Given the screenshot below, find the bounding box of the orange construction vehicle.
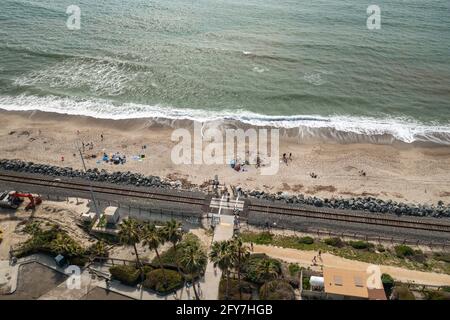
[0,191,42,210]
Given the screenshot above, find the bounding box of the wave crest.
[0,94,449,145]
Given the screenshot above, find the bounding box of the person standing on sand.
[101,133,104,141]
[282,153,288,165]
[289,153,292,161]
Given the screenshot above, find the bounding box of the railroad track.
[0,172,205,207]
[1,171,450,234]
[248,203,450,233]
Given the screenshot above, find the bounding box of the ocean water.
[0,0,449,144]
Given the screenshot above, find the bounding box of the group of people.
[312,250,322,266]
[103,152,126,165]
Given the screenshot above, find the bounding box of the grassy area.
[241,231,450,274]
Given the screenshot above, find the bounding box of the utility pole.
[76,141,100,218]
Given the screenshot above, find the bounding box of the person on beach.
[61,156,64,162]
[282,153,288,165]
[289,153,292,161]
[256,154,261,168]
[101,133,104,141]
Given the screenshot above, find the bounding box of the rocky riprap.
[0,159,174,189]
[238,188,450,219]
[1,159,449,219]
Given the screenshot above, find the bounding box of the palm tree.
[142,223,168,287]
[230,237,250,300]
[179,243,207,300]
[118,218,142,267]
[255,259,280,283]
[209,240,235,300]
[161,219,183,272]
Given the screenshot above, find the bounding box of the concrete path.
[200,214,234,300]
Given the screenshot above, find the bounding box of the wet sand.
[1,110,450,204]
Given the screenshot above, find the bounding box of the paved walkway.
[200,214,234,300]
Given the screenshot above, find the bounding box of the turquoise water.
[0,0,449,143]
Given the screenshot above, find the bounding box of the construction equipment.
[0,191,42,210]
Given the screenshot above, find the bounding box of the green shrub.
[110,265,141,286]
[324,237,344,248]
[298,236,314,245]
[376,245,385,252]
[394,245,415,258]
[87,240,109,258]
[153,233,202,266]
[302,275,311,290]
[219,278,253,300]
[381,273,394,297]
[69,256,89,267]
[433,252,450,263]
[393,285,415,300]
[348,241,372,250]
[442,286,450,293]
[259,280,295,300]
[254,232,273,245]
[143,269,183,294]
[16,224,85,259]
[424,290,450,300]
[288,263,301,276]
[242,254,281,284]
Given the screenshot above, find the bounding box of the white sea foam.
[14,58,139,96]
[0,94,449,145]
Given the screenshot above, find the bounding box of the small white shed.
[310,276,324,289]
[104,206,119,224]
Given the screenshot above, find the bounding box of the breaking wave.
[0,94,449,145]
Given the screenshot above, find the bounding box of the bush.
[376,245,385,252]
[288,263,301,276]
[324,237,344,248]
[433,252,450,263]
[110,265,141,286]
[143,269,183,294]
[298,236,314,245]
[69,256,89,267]
[15,224,85,259]
[242,254,281,284]
[254,232,273,245]
[424,290,450,300]
[394,245,415,258]
[259,280,295,300]
[302,275,311,290]
[392,285,415,300]
[87,240,109,258]
[381,273,395,298]
[154,233,203,268]
[219,278,253,300]
[348,241,372,250]
[442,286,450,293]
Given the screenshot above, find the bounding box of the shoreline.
[1,104,449,147]
[1,109,450,205]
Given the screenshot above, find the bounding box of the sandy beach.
[1,110,450,205]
